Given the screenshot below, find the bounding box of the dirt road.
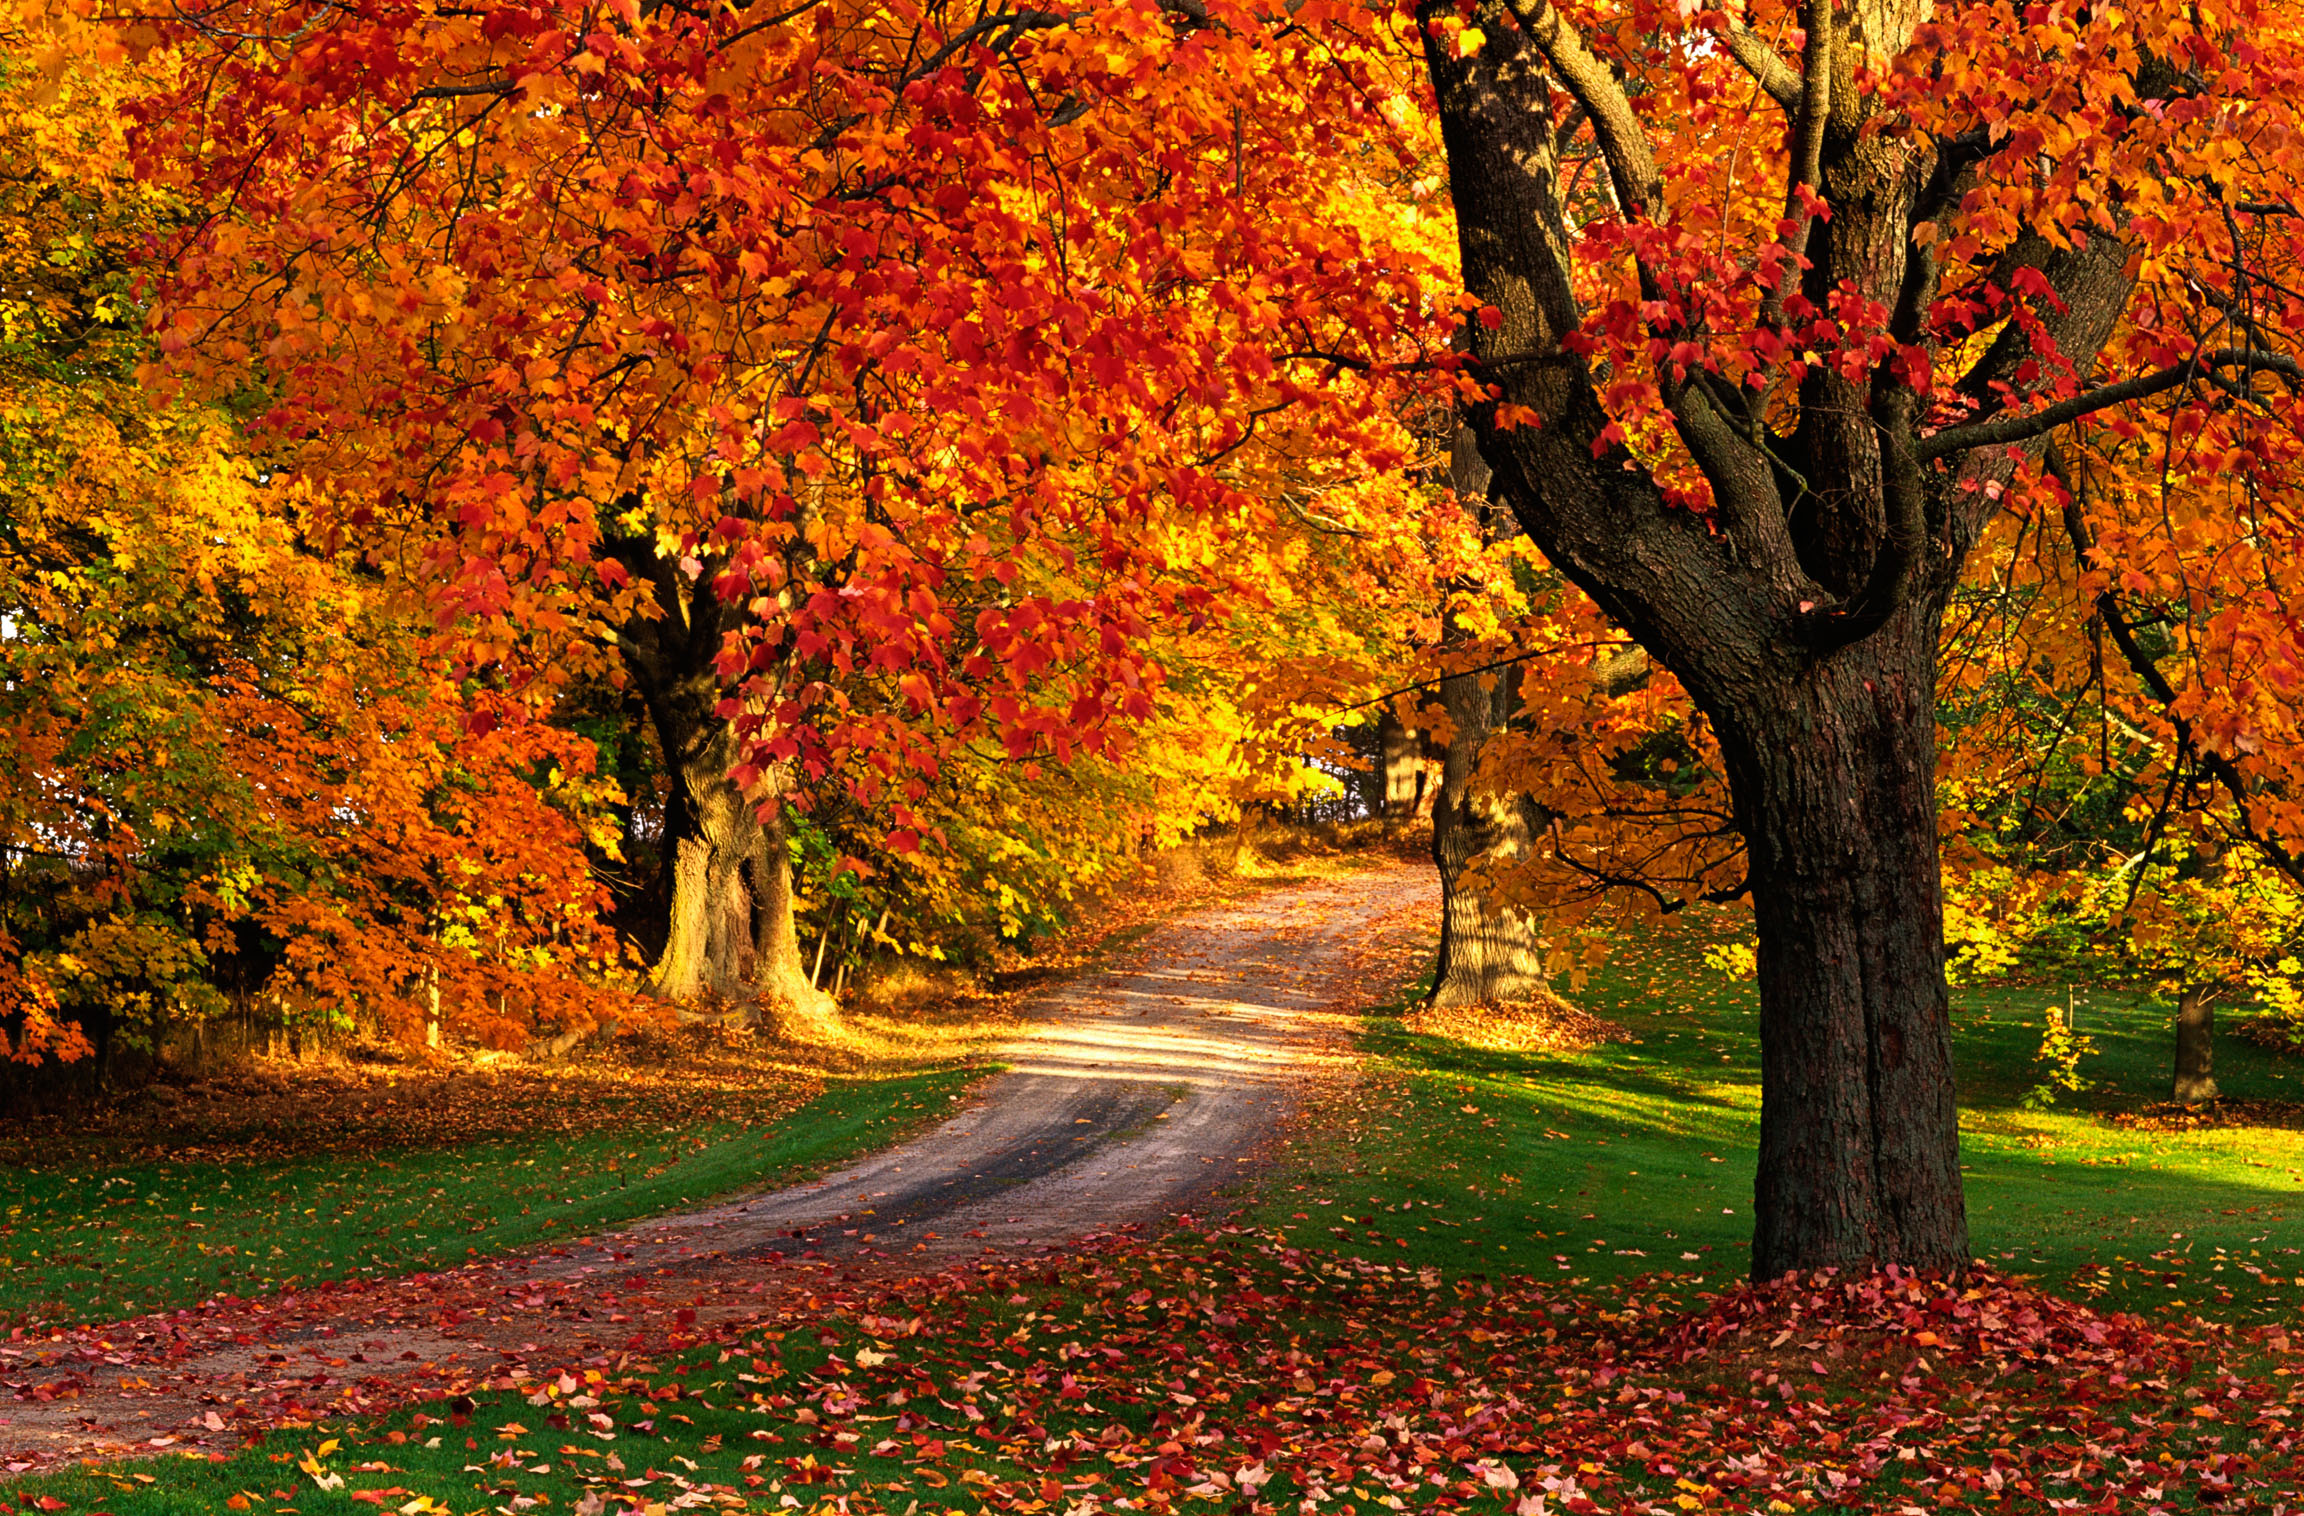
[0,863,1435,1471]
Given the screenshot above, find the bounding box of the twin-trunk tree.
[1420,0,2297,1274]
[603,539,833,1034]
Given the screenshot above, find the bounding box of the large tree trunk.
[1378,708,1437,821]
[651,719,760,1002]
[611,540,836,1033]
[1429,426,1552,1007]
[748,803,842,1041]
[1429,667,1552,1006]
[1408,0,2150,1275]
[2172,986,2218,1105]
[1710,608,1969,1276]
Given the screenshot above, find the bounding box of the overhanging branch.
[1919,347,2304,461]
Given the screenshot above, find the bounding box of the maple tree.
[1413,444,1706,1010]
[123,0,1465,1029]
[1413,434,1558,1008]
[29,0,2304,1288]
[0,11,635,1077]
[17,0,1487,1059]
[1423,0,2304,1272]
[1425,457,1551,1007]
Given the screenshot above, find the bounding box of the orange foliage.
[0,9,640,1063]
[126,0,1463,843]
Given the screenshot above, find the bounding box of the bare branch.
[719,0,843,50]
[1327,639,1637,716]
[805,10,1075,154]
[408,78,518,101]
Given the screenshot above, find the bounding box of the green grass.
[1251,911,2304,1324]
[0,1068,979,1329]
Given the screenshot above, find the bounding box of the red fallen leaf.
[33,1500,68,1512]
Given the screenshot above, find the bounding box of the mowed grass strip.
[0,1068,978,1329]
[1255,910,2304,1324]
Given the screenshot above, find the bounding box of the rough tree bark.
[608,540,837,1034]
[1428,671,1554,1006]
[1428,428,1553,1008]
[1419,0,2167,1274]
[2172,986,2218,1105]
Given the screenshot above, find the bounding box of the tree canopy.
[7,0,2304,1276]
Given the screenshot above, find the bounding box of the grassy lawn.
[0,829,1386,1337]
[0,1068,977,1330]
[1255,909,2304,1323]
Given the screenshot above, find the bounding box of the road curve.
[0,861,1435,1469]
[558,859,1436,1268]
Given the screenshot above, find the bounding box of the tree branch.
[1502,0,1660,216]
[1722,24,1801,111]
[1756,0,1832,331]
[1919,347,2304,461]
[408,78,518,101]
[1328,639,1637,716]
[1806,386,1927,651]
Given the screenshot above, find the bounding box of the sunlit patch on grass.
[1262,904,2304,1321]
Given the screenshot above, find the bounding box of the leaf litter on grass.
[0,1036,828,1170]
[10,1227,2300,1516]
